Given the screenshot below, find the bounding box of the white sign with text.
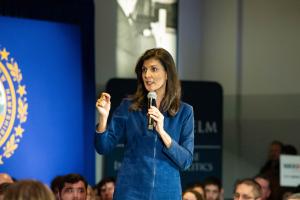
[280,155,300,187]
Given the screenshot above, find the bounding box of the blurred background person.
[87,185,97,200]
[204,176,223,200]
[254,174,271,200]
[0,173,13,185]
[192,182,205,199]
[3,179,55,200]
[96,177,115,200]
[259,140,283,200]
[287,193,300,200]
[183,189,203,200]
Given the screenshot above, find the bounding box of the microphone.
[147,91,157,130]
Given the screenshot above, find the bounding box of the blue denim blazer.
[95,99,194,200]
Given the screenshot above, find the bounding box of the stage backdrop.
[0,16,95,185]
[102,78,223,189]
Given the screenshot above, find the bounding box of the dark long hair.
[129,48,181,116]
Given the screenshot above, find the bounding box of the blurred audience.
[258,140,299,200]
[260,140,283,175]
[1,140,298,200]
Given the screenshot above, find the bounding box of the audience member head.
[234,178,262,200]
[183,189,204,200]
[2,179,55,200]
[282,185,300,200]
[203,176,223,200]
[192,182,205,198]
[57,173,88,200]
[254,174,271,200]
[0,173,13,184]
[268,140,283,161]
[86,185,97,200]
[96,176,115,200]
[287,193,300,200]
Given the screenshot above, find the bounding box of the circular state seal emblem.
[0,47,28,165]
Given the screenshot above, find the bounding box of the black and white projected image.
[116,0,177,77]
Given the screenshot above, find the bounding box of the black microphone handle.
[147,98,156,130]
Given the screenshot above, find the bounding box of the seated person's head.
[203,176,222,200]
[287,193,300,200]
[0,173,13,185]
[254,174,271,200]
[2,180,55,200]
[96,177,115,200]
[234,178,262,200]
[183,189,203,200]
[58,174,88,200]
[268,140,283,161]
[192,182,204,198]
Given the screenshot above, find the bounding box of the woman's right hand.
[96,92,111,133]
[96,92,111,119]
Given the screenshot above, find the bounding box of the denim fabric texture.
[95,99,194,200]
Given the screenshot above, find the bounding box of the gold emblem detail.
[0,47,28,164]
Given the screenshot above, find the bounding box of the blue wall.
[0,16,95,185]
